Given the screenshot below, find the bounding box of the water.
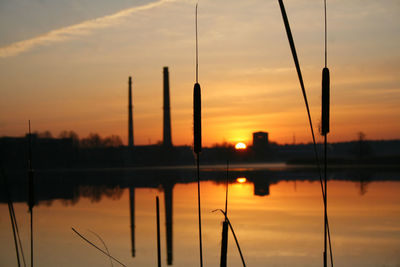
[1,164,400,267]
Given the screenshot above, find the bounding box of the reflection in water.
[359,180,370,196]
[78,185,124,203]
[253,178,270,197]
[129,182,173,264]
[2,165,399,206]
[1,165,400,266]
[59,186,124,206]
[236,177,247,183]
[164,183,173,265]
[129,187,135,257]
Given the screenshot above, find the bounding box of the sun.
[235,142,247,150]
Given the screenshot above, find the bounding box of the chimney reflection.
[236,177,247,183]
[359,180,370,196]
[129,187,135,257]
[163,183,173,265]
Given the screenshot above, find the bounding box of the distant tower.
[253,131,269,148]
[163,67,172,147]
[128,76,134,147]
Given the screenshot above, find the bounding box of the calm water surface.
[1,164,399,267]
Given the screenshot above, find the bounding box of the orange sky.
[0,0,399,146]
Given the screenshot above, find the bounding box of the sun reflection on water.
[236,177,247,183]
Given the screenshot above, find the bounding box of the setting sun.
[235,142,247,150]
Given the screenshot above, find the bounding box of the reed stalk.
[220,221,228,267]
[321,66,333,267]
[322,67,330,267]
[71,227,126,267]
[277,1,334,265]
[28,120,34,267]
[220,161,229,267]
[214,209,246,267]
[321,0,333,265]
[193,3,203,267]
[1,166,23,267]
[88,230,114,267]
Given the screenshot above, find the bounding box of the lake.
[1,163,399,267]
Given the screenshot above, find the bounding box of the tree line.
[33,130,123,148]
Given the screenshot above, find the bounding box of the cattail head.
[27,119,35,211]
[28,169,34,211]
[220,220,229,266]
[321,67,330,135]
[193,82,202,153]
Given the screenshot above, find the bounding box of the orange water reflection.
[1,180,399,266]
[236,177,247,183]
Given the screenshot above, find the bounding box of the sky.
[0,0,399,146]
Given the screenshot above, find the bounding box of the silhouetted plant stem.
[30,211,33,267]
[220,221,228,267]
[277,1,334,265]
[214,209,246,267]
[194,4,203,267]
[11,212,21,267]
[278,0,325,195]
[10,184,26,267]
[225,160,229,218]
[28,120,34,267]
[88,230,114,267]
[277,0,326,200]
[324,135,327,267]
[220,160,229,267]
[321,0,333,264]
[328,218,333,267]
[195,3,199,84]
[322,77,334,266]
[71,227,126,267]
[1,168,21,267]
[14,209,26,267]
[196,154,203,267]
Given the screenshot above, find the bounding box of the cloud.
[0,0,176,58]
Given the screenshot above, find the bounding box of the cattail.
[321,67,330,135]
[28,169,34,211]
[220,220,228,267]
[28,121,34,211]
[27,120,35,267]
[193,82,202,154]
[278,0,334,266]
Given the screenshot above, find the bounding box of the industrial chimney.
[128,76,134,147]
[163,67,172,147]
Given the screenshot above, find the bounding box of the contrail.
[0,0,175,58]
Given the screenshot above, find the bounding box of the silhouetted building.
[128,76,134,147]
[163,67,172,147]
[253,132,269,148]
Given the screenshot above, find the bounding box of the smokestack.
[128,76,134,147]
[163,67,172,147]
